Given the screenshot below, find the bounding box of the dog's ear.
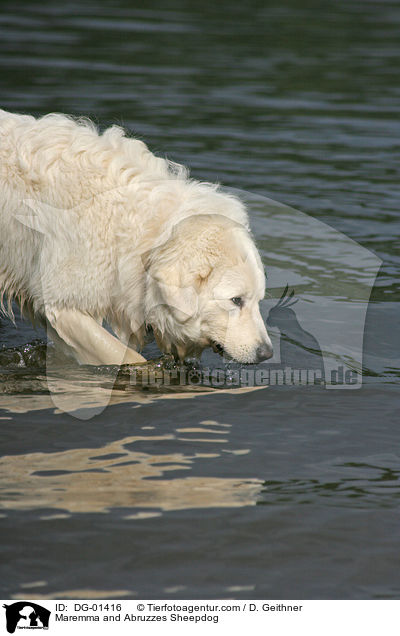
[158,278,199,323]
[147,262,199,323]
[194,265,212,290]
[143,214,227,322]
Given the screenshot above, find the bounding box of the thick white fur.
[0,109,272,365]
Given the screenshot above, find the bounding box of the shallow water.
[0,0,399,599]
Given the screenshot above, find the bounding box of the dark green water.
[0,0,399,599]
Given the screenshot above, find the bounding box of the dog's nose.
[255,343,274,362]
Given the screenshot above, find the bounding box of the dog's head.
[144,213,273,363]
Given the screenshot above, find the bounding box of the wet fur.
[0,110,272,364]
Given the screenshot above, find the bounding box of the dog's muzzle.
[254,343,274,362]
[211,340,273,363]
[211,341,225,355]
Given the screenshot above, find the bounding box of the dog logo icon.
[266,284,325,373]
[3,602,50,633]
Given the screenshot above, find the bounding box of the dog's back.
[0,110,273,365]
[0,110,176,317]
[0,109,172,208]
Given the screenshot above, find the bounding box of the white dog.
[0,110,273,365]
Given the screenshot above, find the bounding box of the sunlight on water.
[0,427,261,514]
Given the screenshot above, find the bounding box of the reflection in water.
[0,427,261,514]
[0,371,265,416]
[0,342,266,418]
[259,463,400,509]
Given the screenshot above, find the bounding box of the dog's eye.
[231,297,243,308]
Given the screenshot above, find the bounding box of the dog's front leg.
[45,307,146,365]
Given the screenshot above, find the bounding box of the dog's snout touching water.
[0,109,273,366]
